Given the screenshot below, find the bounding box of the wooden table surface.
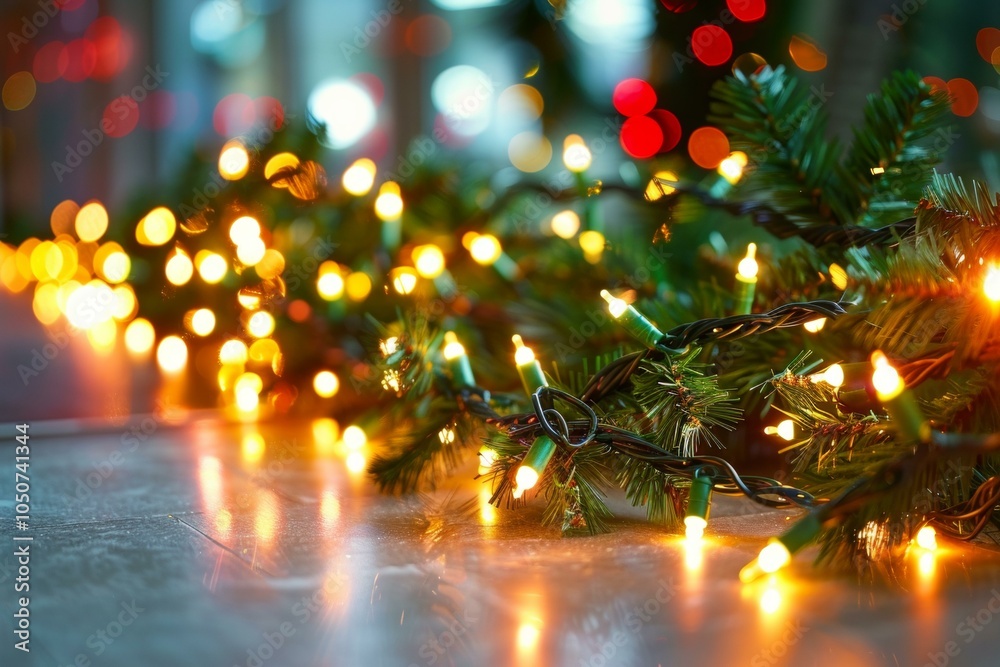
[2,416,1000,667]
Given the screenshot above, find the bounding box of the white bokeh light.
[566,0,655,45]
[430,0,509,9]
[307,79,377,149]
[431,65,494,137]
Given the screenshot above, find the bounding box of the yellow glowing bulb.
[101,251,131,284]
[124,318,155,354]
[830,263,848,291]
[516,623,541,650]
[190,308,216,337]
[391,268,418,295]
[235,372,263,395]
[235,386,259,412]
[219,339,248,365]
[738,243,759,280]
[871,351,904,399]
[717,151,747,183]
[242,434,266,462]
[915,525,937,551]
[156,336,188,373]
[380,337,400,357]
[165,249,194,286]
[342,158,377,196]
[600,289,628,318]
[759,541,791,573]
[442,331,466,361]
[236,237,266,266]
[578,230,605,257]
[345,272,372,301]
[317,272,345,300]
[562,134,592,172]
[759,586,782,614]
[764,419,796,441]
[75,201,109,242]
[247,311,275,338]
[803,317,826,333]
[313,370,340,398]
[684,515,707,542]
[342,425,366,450]
[345,451,366,474]
[413,245,446,278]
[375,181,403,220]
[512,334,535,365]
[479,446,497,469]
[984,265,1000,302]
[550,210,580,239]
[815,363,844,388]
[137,207,177,246]
[469,234,502,265]
[219,141,250,180]
[229,216,261,246]
[196,252,227,284]
[646,170,679,201]
[515,465,539,492]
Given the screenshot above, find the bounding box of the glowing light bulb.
[219,339,248,365]
[156,336,188,373]
[317,271,345,300]
[578,230,605,257]
[342,158,376,196]
[229,216,261,246]
[101,251,131,284]
[189,308,216,337]
[313,370,340,398]
[380,337,399,357]
[803,317,826,333]
[391,268,418,295]
[684,516,707,542]
[195,251,227,284]
[413,245,445,278]
[512,334,535,365]
[760,542,791,573]
[442,331,466,361]
[345,451,366,474]
[342,425,366,450]
[550,210,580,239]
[375,182,403,220]
[717,151,748,183]
[438,427,456,444]
[685,475,712,542]
[871,351,903,400]
[562,134,592,172]
[124,318,155,355]
[515,465,539,492]
[236,237,266,266]
[600,289,629,318]
[479,446,497,469]
[645,170,678,201]
[738,243,759,281]
[915,525,937,551]
[814,363,844,388]
[219,140,249,180]
[469,234,502,265]
[984,265,1000,302]
[235,385,259,412]
[136,207,176,246]
[764,419,796,441]
[247,311,275,338]
[165,249,194,286]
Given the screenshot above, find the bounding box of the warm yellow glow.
[478,446,497,470]
[382,369,402,392]
[220,339,249,365]
[229,216,261,246]
[345,272,372,301]
[165,248,194,286]
[718,151,748,183]
[814,363,844,388]
[646,170,679,201]
[915,525,938,551]
[236,237,266,266]
[803,317,826,333]
[740,541,791,583]
[829,263,848,290]
[248,338,279,363]
[343,425,366,450]
[516,622,541,650]
[32,283,61,325]
[256,249,286,280]
[110,284,137,322]
[391,268,418,295]
[375,181,403,220]
[918,550,936,578]
[600,289,629,318]
[380,337,400,357]
[439,427,456,445]
[313,370,340,398]
[75,202,109,242]
[550,210,580,239]
[219,140,250,180]
[442,331,466,361]
[684,515,707,542]
[469,234,502,265]
[100,251,131,284]
[137,207,177,246]
[29,241,61,281]
[345,451,366,474]
[235,385,259,412]
[247,310,275,338]
[759,584,782,615]
[413,244,446,278]
[871,351,904,400]
[189,308,216,337]
[764,419,796,441]
[737,243,759,280]
[124,318,155,354]
[156,336,188,374]
[87,319,117,352]
[263,152,300,186]
[65,281,115,329]
[342,158,377,196]
[317,271,345,301]
[312,418,339,454]
[515,465,539,492]
[578,230,605,256]
[196,251,227,284]
[512,334,535,365]
[479,487,497,526]
[984,265,1000,302]
[235,372,263,395]
[241,433,266,463]
[562,134,592,172]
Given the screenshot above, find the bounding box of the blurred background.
[1,0,999,422]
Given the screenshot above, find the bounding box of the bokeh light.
[508,132,553,172]
[219,140,250,180]
[691,25,733,66]
[431,65,494,136]
[551,211,581,239]
[946,78,978,117]
[75,202,109,242]
[313,370,340,398]
[620,115,663,159]
[157,336,188,374]
[613,79,656,117]
[727,0,765,22]
[649,109,682,152]
[3,72,37,111]
[196,251,228,284]
[307,79,377,148]
[789,35,827,71]
[343,158,377,196]
[688,127,730,169]
[165,248,195,286]
[125,318,155,355]
[137,207,177,246]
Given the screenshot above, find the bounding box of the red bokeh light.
[691,25,733,66]
[59,0,87,10]
[213,93,256,136]
[86,16,133,81]
[727,0,766,22]
[648,109,683,152]
[947,78,978,117]
[688,126,730,169]
[33,41,68,83]
[255,96,284,129]
[620,116,664,159]
[102,95,140,138]
[62,39,97,82]
[659,0,698,12]
[922,76,947,95]
[404,14,452,57]
[613,78,657,117]
[976,28,1000,63]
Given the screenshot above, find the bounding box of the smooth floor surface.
[2,417,1000,667]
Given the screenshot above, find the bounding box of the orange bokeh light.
[688,127,730,169]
